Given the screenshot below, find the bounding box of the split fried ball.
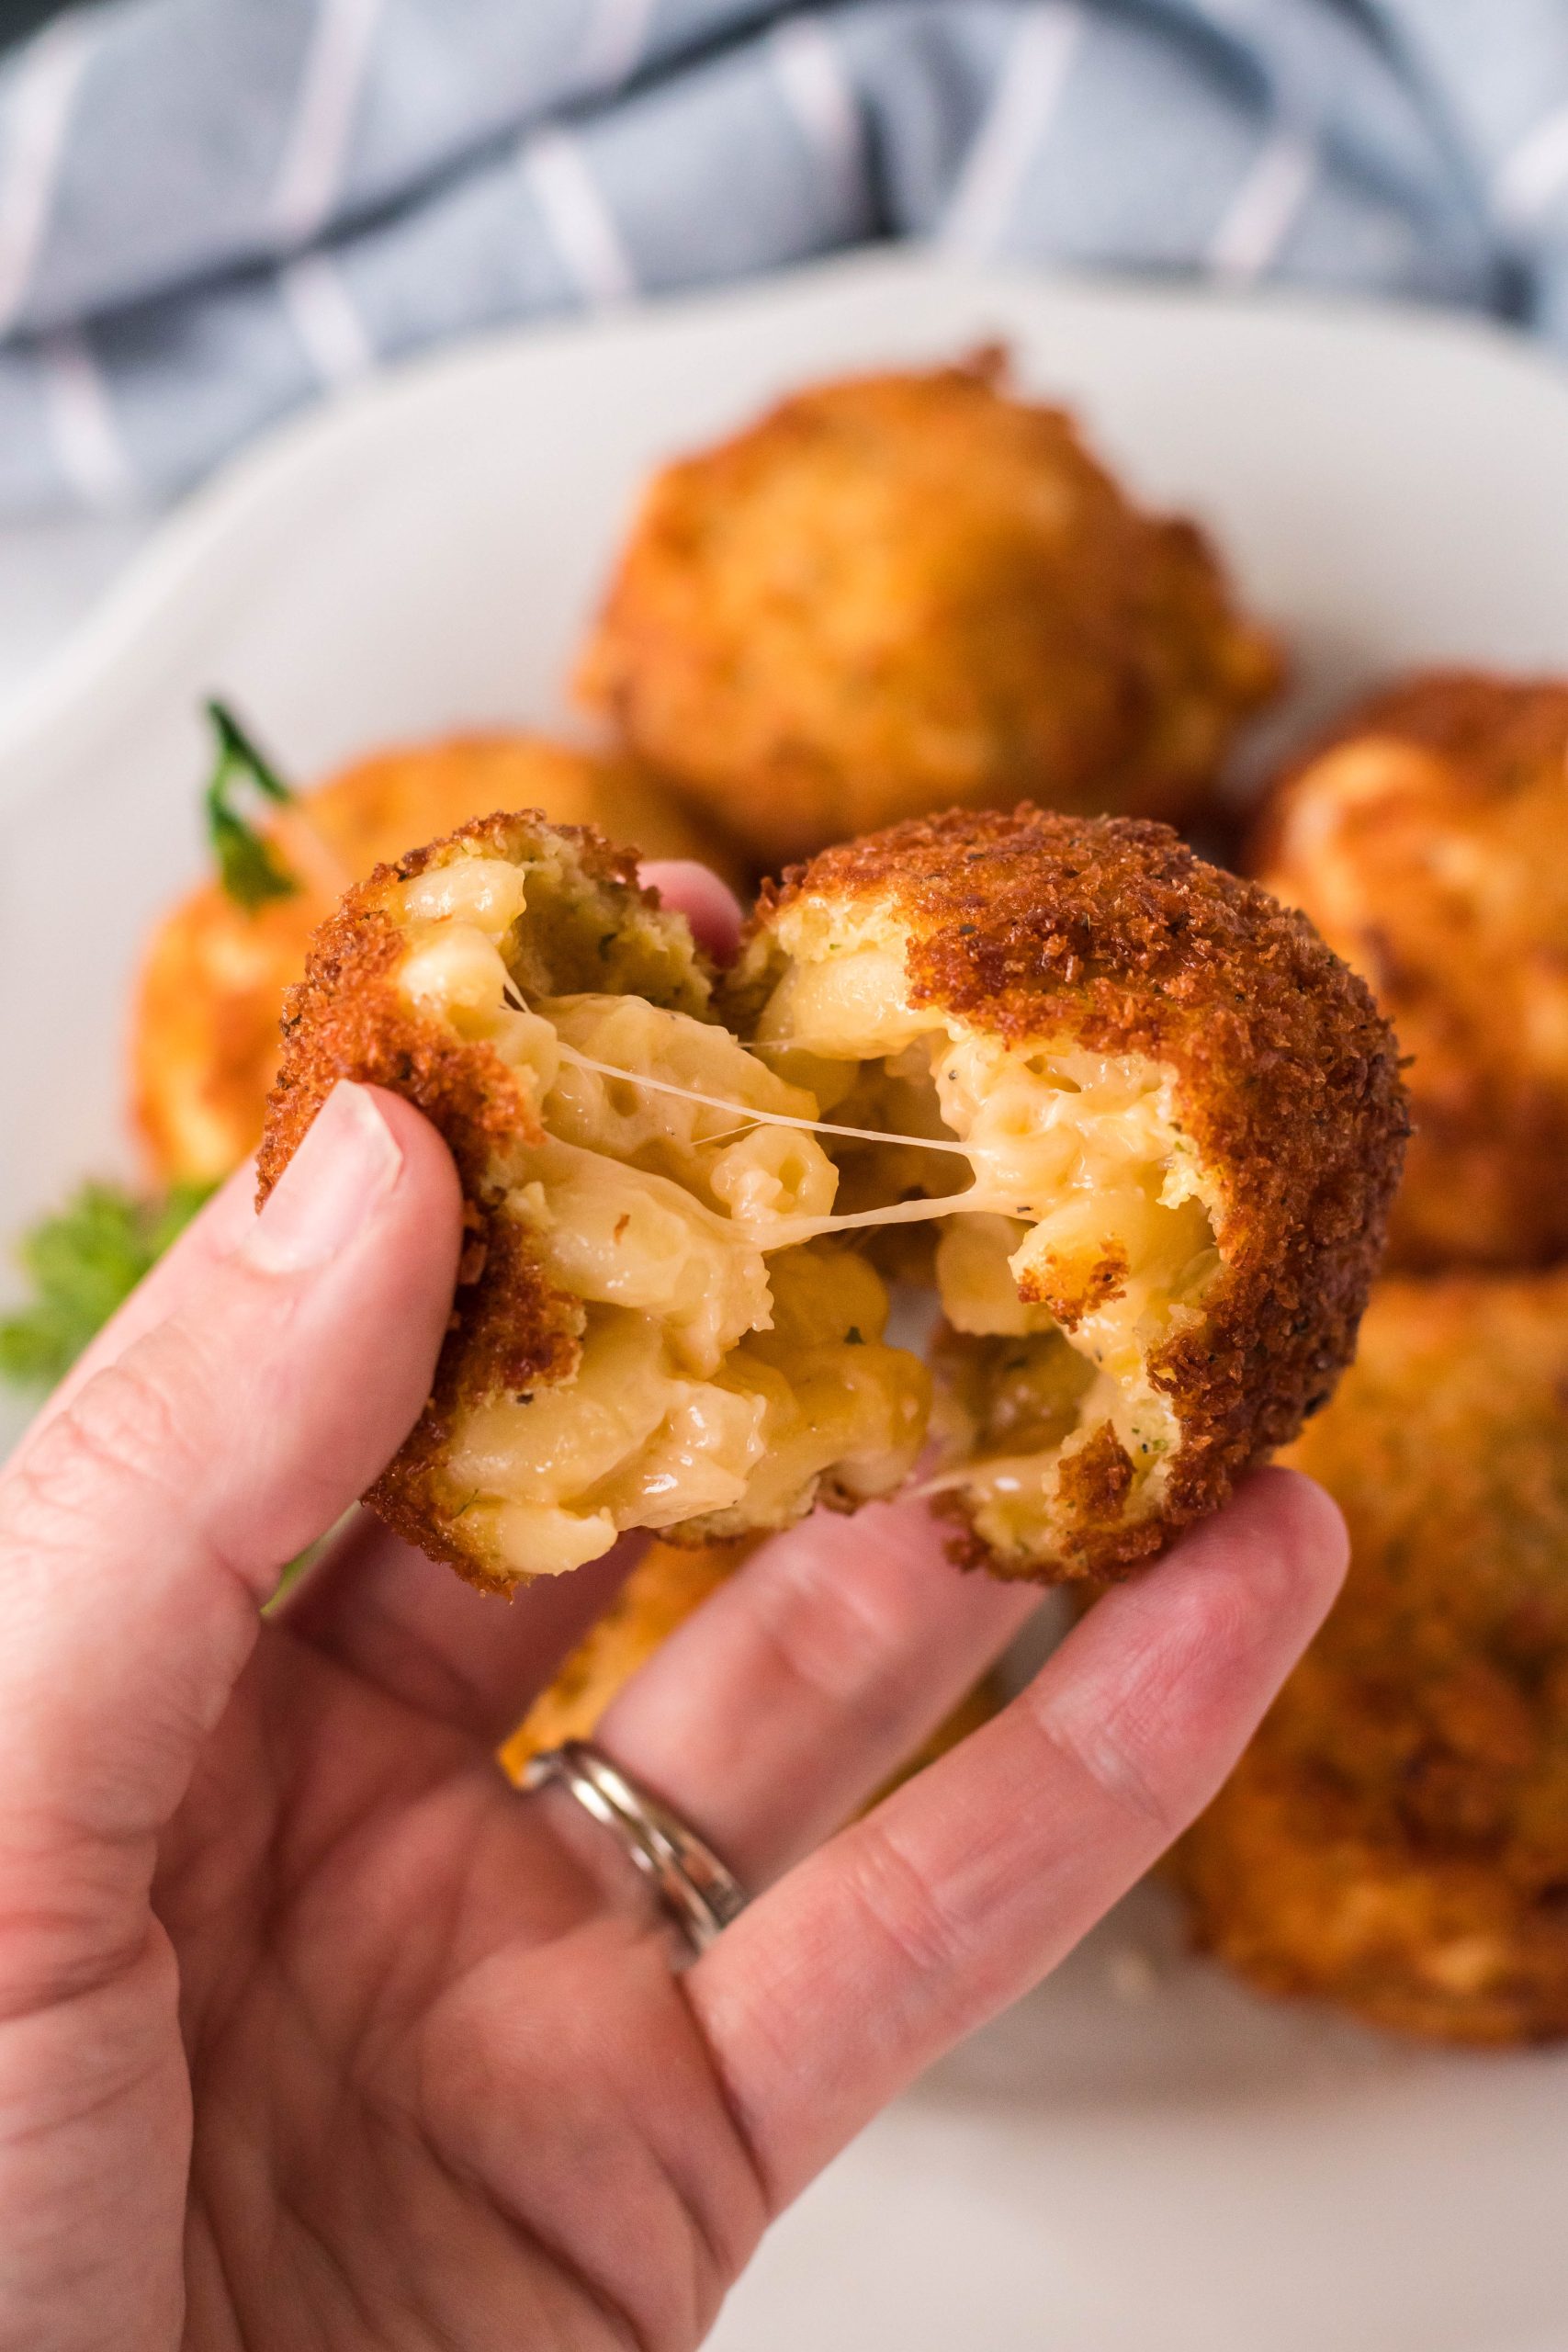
[1171,1270,1568,2045]
[133,733,735,1185]
[258,803,1403,1593]
[576,357,1282,864]
[496,1532,998,1784]
[731,808,1404,1581]
[1253,671,1568,1270]
[259,810,933,1589]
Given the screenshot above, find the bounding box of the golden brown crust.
[743,806,1408,1579]
[1052,1419,1139,1541]
[1019,1242,1131,1332]
[1172,1268,1568,2044]
[578,359,1281,863]
[134,733,737,1186]
[1250,669,1568,1271]
[257,808,713,1593]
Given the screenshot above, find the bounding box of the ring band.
[523,1739,750,1953]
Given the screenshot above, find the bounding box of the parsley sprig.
[0,1179,215,1390]
[204,699,301,911]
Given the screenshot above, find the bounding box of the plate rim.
[3,242,1566,803]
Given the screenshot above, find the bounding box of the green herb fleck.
[845,1326,864,1345]
[204,698,300,911]
[0,1178,216,1391]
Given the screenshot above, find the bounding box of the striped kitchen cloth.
[0,0,1563,516]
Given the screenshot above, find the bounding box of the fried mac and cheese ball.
[259,812,932,1589]
[1172,1271,1568,2044]
[1254,671,1568,1270]
[576,358,1282,864]
[133,733,733,1184]
[731,808,1404,1581]
[258,804,1402,1594]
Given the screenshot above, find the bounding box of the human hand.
[0,863,1347,2351]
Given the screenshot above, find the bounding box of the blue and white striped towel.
[0,0,1564,517]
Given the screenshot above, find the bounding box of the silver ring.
[523,1739,750,1954]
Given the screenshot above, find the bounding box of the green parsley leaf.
[204,698,300,912]
[0,1178,216,1391]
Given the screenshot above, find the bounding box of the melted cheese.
[395,874,931,1572]
[757,942,932,1058]
[392,848,1226,1578]
[756,922,1225,1565]
[510,1141,770,1378]
[446,1308,769,1576]
[935,1215,1057,1338]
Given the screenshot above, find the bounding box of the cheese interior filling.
[391,854,1224,1577]
[751,908,1224,1564]
[394,855,929,1576]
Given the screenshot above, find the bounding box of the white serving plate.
[4,249,1568,2352]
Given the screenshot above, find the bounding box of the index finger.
[684,1469,1348,2211]
[638,858,743,964]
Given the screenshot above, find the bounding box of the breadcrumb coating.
[1253,670,1568,1270]
[578,356,1281,863]
[1172,1269,1568,2045]
[134,733,735,1184]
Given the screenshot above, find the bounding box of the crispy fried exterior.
[134,733,736,1184]
[577,357,1281,864]
[256,809,714,1594]
[1252,671,1568,1270]
[739,806,1408,1580]
[497,1533,998,1791]
[1172,1270,1568,2044]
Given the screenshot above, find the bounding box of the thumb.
[0,1082,461,1866]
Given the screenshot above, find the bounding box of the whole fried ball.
[258,804,1401,1593]
[1253,671,1568,1270]
[133,734,737,1184]
[576,357,1281,864]
[1171,1270,1568,2045]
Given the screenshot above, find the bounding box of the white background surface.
[0,515,149,721]
[3,252,1568,2350]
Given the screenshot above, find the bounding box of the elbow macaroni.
[395,853,1222,1579]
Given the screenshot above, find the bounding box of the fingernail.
[240,1084,402,1273]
